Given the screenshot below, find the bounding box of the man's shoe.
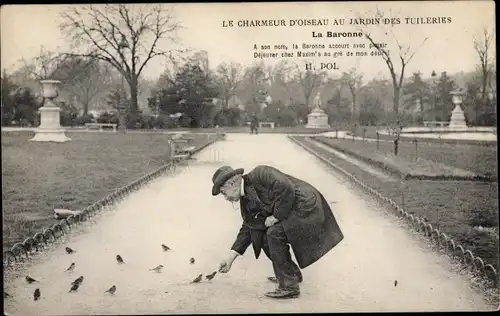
[267,276,303,283]
[264,288,300,299]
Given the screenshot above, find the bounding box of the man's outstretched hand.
[218,260,233,273]
[218,251,238,273]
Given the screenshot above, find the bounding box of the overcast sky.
[1,1,495,83]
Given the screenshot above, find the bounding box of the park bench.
[170,134,197,162]
[85,123,118,132]
[259,122,276,128]
[423,121,449,128]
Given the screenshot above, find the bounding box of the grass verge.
[293,136,499,273]
[313,136,497,181]
[345,126,497,146]
[2,131,214,249]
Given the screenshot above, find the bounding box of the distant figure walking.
[250,115,259,135]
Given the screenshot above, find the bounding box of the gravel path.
[3,134,495,314]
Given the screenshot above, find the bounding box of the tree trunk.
[305,91,311,108]
[394,139,399,156]
[83,102,89,116]
[129,77,139,113]
[481,70,488,102]
[351,93,356,121]
[393,86,401,115]
[352,95,356,115]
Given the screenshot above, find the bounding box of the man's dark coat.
[231,165,344,269]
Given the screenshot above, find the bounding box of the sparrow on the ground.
[116,255,125,264]
[161,244,171,251]
[65,247,76,254]
[150,265,164,273]
[105,285,116,294]
[190,274,203,283]
[189,257,195,264]
[66,263,76,272]
[394,280,398,287]
[205,271,217,280]
[72,276,84,286]
[69,282,80,292]
[25,276,39,284]
[33,289,41,301]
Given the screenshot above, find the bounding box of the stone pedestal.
[449,104,467,129]
[449,89,467,130]
[29,80,71,143]
[306,108,330,129]
[306,92,330,129]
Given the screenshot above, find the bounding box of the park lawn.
[293,136,499,272]
[1,131,213,249]
[313,136,497,181]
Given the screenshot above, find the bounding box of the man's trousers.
[261,223,302,291]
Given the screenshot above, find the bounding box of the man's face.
[220,175,242,202]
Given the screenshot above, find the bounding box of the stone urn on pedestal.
[29,80,71,142]
[306,92,330,129]
[448,89,467,130]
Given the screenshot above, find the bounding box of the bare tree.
[341,68,364,120]
[265,60,296,106]
[52,57,113,115]
[292,62,326,108]
[214,62,243,109]
[19,46,66,107]
[356,8,428,115]
[386,119,406,156]
[238,62,269,116]
[189,50,210,75]
[473,27,495,102]
[21,46,63,81]
[151,68,176,97]
[59,4,186,113]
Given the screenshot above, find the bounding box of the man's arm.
[252,165,295,221]
[230,223,252,256]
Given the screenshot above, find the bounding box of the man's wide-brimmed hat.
[212,165,244,196]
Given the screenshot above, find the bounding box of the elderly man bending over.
[212,164,344,299]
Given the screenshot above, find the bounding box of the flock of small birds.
[5,244,219,302]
